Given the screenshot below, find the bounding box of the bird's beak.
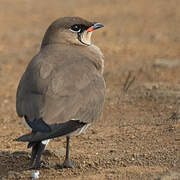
[86,22,104,32]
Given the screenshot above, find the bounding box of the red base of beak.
[86,26,94,32]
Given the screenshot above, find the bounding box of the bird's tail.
[14,120,86,142]
[14,133,34,142]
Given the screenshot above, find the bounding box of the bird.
[15,16,105,169]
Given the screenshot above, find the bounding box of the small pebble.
[31,171,40,179]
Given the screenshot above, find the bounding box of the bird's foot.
[56,159,78,169]
[29,160,51,170]
[40,160,51,169]
[28,164,40,170]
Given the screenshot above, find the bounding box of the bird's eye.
[70,24,81,32]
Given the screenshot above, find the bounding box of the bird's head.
[41,17,104,48]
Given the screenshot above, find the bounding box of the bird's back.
[16,44,105,130]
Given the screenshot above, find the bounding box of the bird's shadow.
[0,150,30,177]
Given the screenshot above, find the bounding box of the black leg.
[65,136,70,161]
[33,142,46,169]
[63,136,73,168]
[29,143,39,167]
[56,136,74,168]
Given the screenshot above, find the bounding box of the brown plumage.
[15,16,105,169]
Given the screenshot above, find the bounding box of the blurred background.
[0,0,179,179]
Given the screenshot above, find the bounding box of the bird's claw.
[56,159,78,169]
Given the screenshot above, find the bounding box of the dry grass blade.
[123,71,136,93]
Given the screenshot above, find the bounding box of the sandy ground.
[0,0,180,179]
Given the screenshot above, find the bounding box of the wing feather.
[16,49,105,135]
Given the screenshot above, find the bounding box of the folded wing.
[16,51,105,142]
